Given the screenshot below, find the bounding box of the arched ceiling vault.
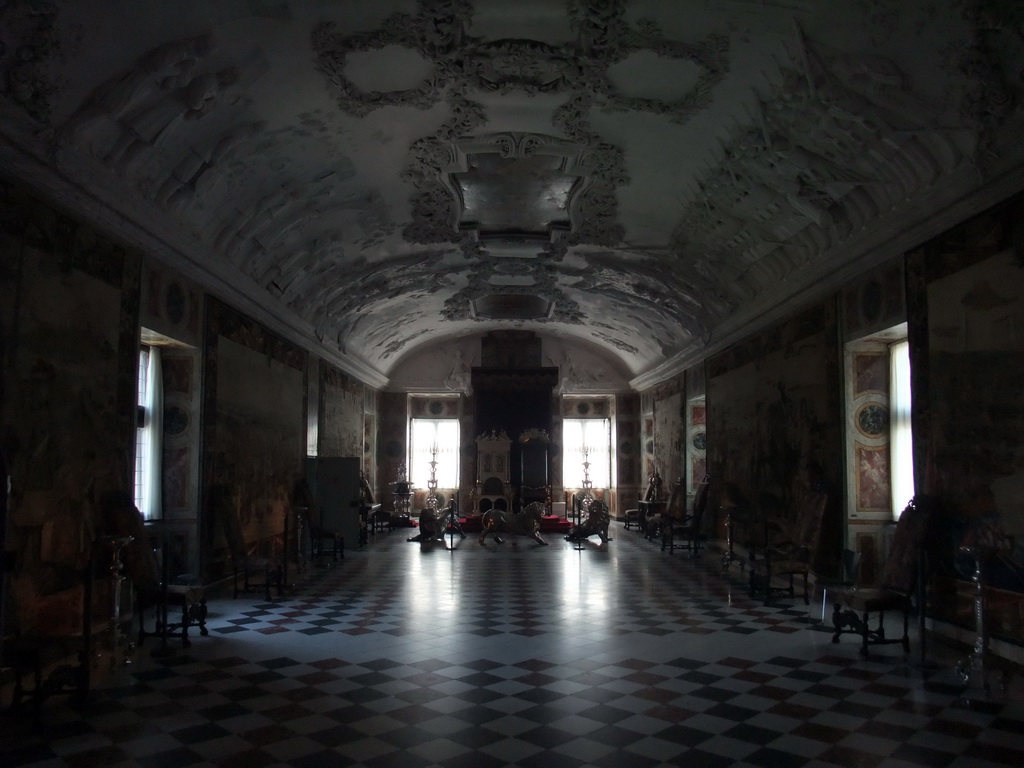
[2,0,1023,389]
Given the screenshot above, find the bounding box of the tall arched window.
[135,344,163,519]
[562,418,610,489]
[889,339,915,518]
[409,418,460,490]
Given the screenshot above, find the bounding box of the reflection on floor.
[3,524,1023,768]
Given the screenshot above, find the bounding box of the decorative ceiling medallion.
[444,275,583,325]
[414,132,595,324]
[312,0,728,125]
[341,45,434,94]
[313,0,727,253]
[450,132,592,240]
[458,150,574,234]
[404,131,621,249]
[492,259,537,276]
[311,0,729,333]
[471,294,553,321]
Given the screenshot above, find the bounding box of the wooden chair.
[2,535,136,713]
[662,477,709,556]
[831,496,933,658]
[622,502,641,530]
[211,485,283,602]
[104,492,207,648]
[815,548,861,624]
[644,485,674,542]
[369,506,391,533]
[646,477,682,541]
[748,488,828,606]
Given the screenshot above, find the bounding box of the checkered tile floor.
[3,526,1023,767]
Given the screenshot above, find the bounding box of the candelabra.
[579,447,594,525]
[427,444,439,512]
[392,462,412,523]
[94,535,135,671]
[955,546,1011,698]
[720,505,744,571]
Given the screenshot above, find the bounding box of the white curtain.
[562,419,610,489]
[139,346,163,519]
[889,340,914,519]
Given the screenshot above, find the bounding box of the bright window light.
[890,339,915,518]
[562,418,610,489]
[135,345,163,519]
[409,418,460,489]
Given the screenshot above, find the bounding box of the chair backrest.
[666,477,686,519]
[881,495,933,594]
[482,477,505,494]
[795,490,828,551]
[210,484,247,561]
[360,473,374,504]
[692,480,710,527]
[645,472,663,501]
[841,548,862,584]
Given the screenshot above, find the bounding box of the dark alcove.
[472,368,557,493]
[472,331,558,507]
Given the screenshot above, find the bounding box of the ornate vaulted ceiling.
[2,1,1023,388]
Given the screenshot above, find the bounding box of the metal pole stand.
[953,546,1012,700]
[446,498,466,549]
[720,505,745,571]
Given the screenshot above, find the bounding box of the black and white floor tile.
[3,526,1022,767]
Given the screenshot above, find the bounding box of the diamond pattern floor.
[3,526,1022,767]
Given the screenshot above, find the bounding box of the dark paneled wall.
[377,391,408,506]
[201,298,307,580]
[908,194,1024,639]
[705,301,844,577]
[1,183,140,632]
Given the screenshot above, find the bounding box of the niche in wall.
[472,366,558,500]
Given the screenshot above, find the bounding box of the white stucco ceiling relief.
[1,1,1022,389]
